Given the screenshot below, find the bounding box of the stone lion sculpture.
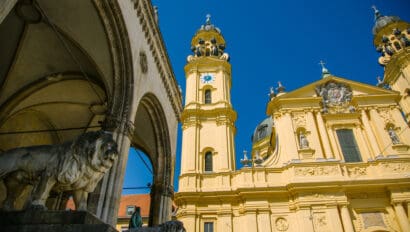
[0,130,118,211]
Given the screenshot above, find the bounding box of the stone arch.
[0,0,135,224]
[131,93,173,226]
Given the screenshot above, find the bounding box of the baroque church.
[175,7,410,232]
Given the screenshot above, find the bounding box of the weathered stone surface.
[0,210,117,232]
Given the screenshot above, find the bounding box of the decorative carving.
[295,166,339,176]
[313,213,329,232]
[361,212,386,229]
[0,131,118,211]
[139,51,148,73]
[347,166,367,177]
[378,109,393,124]
[316,81,353,113]
[133,0,183,119]
[275,217,289,231]
[382,163,410,173]
[292,112,306,127]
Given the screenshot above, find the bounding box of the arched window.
[204,151,213,172]
[336,129,362,162]
[394,41,402,50]
[204,89,212,104]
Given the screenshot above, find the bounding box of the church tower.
[372,6,410,122]
[179,15,236,185]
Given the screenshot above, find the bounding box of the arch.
[0,0,135,225]
[131,93,173,226]
[204,151,213,172]
[204,89,212,104]
[201,147,215,172]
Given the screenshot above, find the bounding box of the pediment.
[267,75,400,115]
[276,76,397,99]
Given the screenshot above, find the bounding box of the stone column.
[257,210,272,232]
[282,112,299,160]
[327,207,344,232]
[393,202,410,232]
[392,107,410,144]
[217,213,233,232]
[315,111,333,158]
[297,208,314,232]
[361,109,381,156]
[244,211,258,232]
[339,205,355,232]
[97,131,131,225]
[369,108,390,155]
[307,111,324,159]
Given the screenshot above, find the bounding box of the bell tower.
[372,6,410,122]
[179,15,236,186]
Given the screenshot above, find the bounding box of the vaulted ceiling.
[0,0,114,150]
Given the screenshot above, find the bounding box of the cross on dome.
[206,14,211,25]
[319,60,331,78]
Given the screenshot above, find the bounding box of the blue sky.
[123,0,410,194]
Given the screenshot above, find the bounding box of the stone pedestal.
[0,210,117,232]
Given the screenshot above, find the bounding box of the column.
[394,202,410,232]
[257,210,272,232]
[360,109,381,156]
[306,111,324,159]
[98,131,132,225]
[339,205,355,232]
[245,211,258,232]
[392,107,410,144]
[315,111,333,158]
[276,112,298,161]
[328,207,344,232]
[296,208,314,232]
[369,108,391,155]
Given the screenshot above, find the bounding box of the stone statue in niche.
[299,131,309,149]
[0,130,118,211]
[388,127,401,144]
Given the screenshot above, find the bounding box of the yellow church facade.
[175,10,410,232]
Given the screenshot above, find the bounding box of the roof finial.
[206,14,211,25]
[319,60,331,78]
[371,5,381,20]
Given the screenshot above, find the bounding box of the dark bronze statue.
[0,130,118,211]
[129,206,143,229]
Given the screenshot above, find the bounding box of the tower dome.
[187,14,229,62]
[251,117,274,144]
[372,6,401,35]
[371,6,410,66]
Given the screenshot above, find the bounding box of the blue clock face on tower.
[200,74,214,84]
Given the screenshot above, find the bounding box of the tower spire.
[371,5,381,21]
[206,14,211,25]
[319,60,331,78]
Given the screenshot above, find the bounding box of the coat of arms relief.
[315,81,354,113]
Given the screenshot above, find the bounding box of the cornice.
[181,107,237,131]
[384,48,410,84]
[184,57,231,75]
[133,0,183,120]
[181,107,237,121]
[267,97,322,116]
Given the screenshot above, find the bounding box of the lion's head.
[57,130,118,185]
[89,131,118,171]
